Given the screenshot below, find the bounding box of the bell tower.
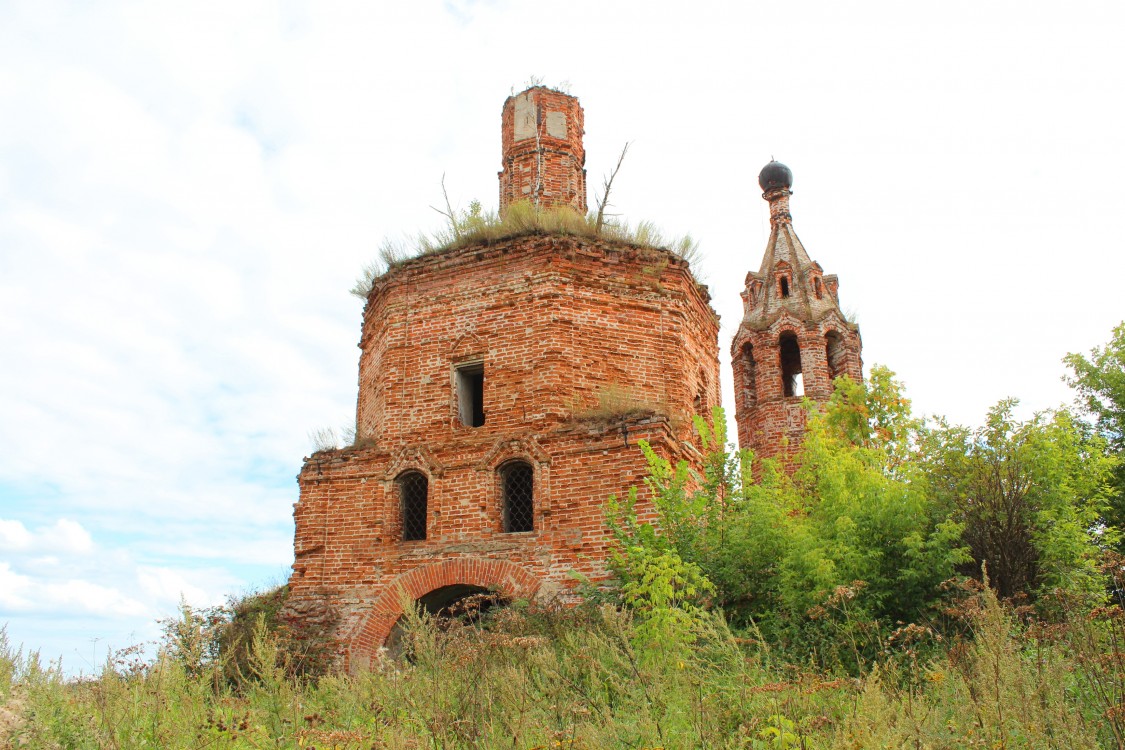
[731,161,863,461]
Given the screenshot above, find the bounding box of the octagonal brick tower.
[731,162,862,462]
[285,87,720,671]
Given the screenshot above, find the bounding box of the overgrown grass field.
[3,580,1124,749]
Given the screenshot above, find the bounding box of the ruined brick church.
[284,86,862,670]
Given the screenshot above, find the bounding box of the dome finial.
[759,160,794,226]
[758,160,793,193]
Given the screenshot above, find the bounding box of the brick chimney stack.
[498,86,587,217]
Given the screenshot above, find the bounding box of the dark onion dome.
[758,160,793,192]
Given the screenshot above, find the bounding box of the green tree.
[786,369,966,628]
[919,401,1115,604]
[1064,320,1125,534]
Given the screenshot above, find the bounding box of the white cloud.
[0,564,33,610]
[0,562,146,618]
[136,565,236,609]
[44,519,94,554]
[0,520,33,550]
[46,580,150,619]
[0,518,92,554]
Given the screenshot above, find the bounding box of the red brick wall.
[732,318,862,462]
[287,234,719,669]
[498,87,587,215]
[355,235,718,445]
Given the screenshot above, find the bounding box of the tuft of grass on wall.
[350,200,702,299]
[570,383,668,423]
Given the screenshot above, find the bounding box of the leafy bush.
[608,369,970,672]
[159,585,336,690]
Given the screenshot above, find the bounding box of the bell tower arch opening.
[779,332,804,398]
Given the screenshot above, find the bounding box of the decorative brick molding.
[382,444,446,481]
[475,436,551,471]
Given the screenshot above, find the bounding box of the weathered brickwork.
[731,164,863,462]
[287,88,719,668]
[498,87,586,216]
[355,235,718,445]
[284,94,862,671]
[287,237,718,668]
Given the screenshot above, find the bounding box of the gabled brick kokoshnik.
[283,87,861,671]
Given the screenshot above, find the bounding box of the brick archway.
[347,557,541,672]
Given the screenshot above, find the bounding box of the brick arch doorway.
[347,557,542,672]
[383,583,506,657]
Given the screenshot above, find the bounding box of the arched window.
[399,471,428,541]
[826,331,845,383]
[779,332,803,397]
[500,461,534,533]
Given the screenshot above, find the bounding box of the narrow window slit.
[456,362,485,427]
[826,331,845,383]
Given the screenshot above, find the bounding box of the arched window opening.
[826,331,845,383]
[501,461,534,533]
[779,333,804,397]
[779,276,790,298]
[740,343,758,406]
[399,471,428,541]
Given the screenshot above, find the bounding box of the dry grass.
[351,201,702,299]
[570,383,667,423]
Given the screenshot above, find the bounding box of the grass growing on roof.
[350,200,701,299]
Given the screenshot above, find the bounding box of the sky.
[1,0,1123,671]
